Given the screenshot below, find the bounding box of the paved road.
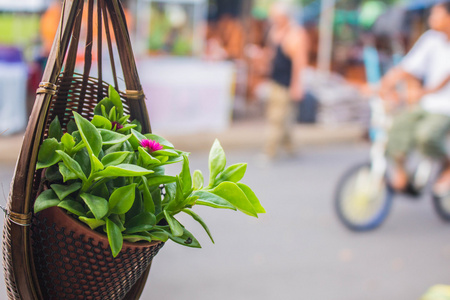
[1,143,450,300]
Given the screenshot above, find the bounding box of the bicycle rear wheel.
[335,162,394,231]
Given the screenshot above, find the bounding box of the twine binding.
[36,82,58,95]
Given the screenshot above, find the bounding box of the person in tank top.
[263,2,309,160]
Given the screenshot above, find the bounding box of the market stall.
[131,0,235,134]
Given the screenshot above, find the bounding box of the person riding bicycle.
[380,0,450,195]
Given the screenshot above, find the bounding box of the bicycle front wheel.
[335,162,393,231]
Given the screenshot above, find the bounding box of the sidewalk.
[0,120,365,164]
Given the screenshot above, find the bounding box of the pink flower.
[111,121,123,131]
[140,139,163,152]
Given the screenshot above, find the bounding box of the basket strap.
[101,0,119,90]
[63,1,84,80]
[105,0,151,133]
[78,0,95,115]
[97,0,103,99]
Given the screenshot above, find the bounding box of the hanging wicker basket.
[2,0,162,299]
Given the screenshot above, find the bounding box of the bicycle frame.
[368,96,434,193]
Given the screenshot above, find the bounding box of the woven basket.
[2,0,161,299]
[32,207,163,300]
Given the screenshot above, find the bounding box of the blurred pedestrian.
[263,2,309,159]
[380,0,450,194]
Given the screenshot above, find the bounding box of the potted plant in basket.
[34,85,265,257]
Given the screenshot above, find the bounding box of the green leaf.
[146,175,177,187]
[164,226,201,248]
[151,149,179,157]
[73,111,102,157]
[91,115,112,130]
[108,85,123,117]
[117,124,137,134]
[138,147,161,167]
[101,152,130,167]
[94,98,114,117]
[79,216,105,230]
[211,182,257,217]
[56,150,87,182]
[237,183,265,214]
[118,115,130,124]
[34,189,60,213]
[122,140,134,152]
[94,164,153,179]
[109,214,126,232]
[130,119,142,133]
[141,176,155,213]
[148,229,169,242]
[74,148,91,178]
[36,138,62,170]
[104,143,126,155]
[193,170,204,190]
[45,164,63,182]
[182,209,214,243]
[126,187,143,219]
[91,154,104,172]
[125,212,156,234]
[144,133,174,149]
[61,133,76,153]
[150,187,162,215]
[109,184,135,215]
[67,119,77,134]
[48,116,63,142]
[161,156,184,166]
[163,182,176,204]
[163,211,184,237]
[106,218,123,257]
[59,163,78,182]
[216,163,247,185]
[108,106,117,122]
[129,129,147,150]
[123,234,153,243]
[193,191,236,210]
[80,193,109,220]
[208,139,226,187]
[91,182,110,199]
[180,155,192,196]
[101,104,108,118]
[50,182,82,200]
[98,129,131,146]
[58,200,86,216]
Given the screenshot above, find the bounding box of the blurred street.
[2,0,450,299]
[2,138,450,300]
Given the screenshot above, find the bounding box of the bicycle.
[334,97,450,231]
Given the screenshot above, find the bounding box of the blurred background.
[1,0,450,299]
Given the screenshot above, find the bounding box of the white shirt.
[401,30,450,115]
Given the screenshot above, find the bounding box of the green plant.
[34,86,265,257]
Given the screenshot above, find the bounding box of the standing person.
[380,0,450,194]
[263,2,309,160]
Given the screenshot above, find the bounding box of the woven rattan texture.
[31,213,163,300]
[45,74,131,137]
